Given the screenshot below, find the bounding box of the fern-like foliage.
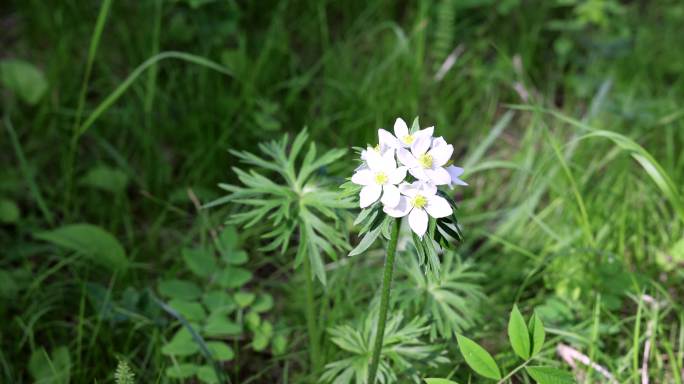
[431,0,457,73]
[206,129,354,284]
[321,309,447,384]
[114,360,135,384]
[395,251,486,340]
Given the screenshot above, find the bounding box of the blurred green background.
[2,0,684,383]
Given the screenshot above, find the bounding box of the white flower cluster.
[352,118,467,237]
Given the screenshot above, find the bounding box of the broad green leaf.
[223,250,248,265]
[161,327,199,356]
[245,311,261,331]
[169,299,206,322]
[28,346,70,384]
[34,223,127,270]
[80,165,128,193]
[217,226,239,251]
[252,332,270,351]
[203,316,242,337]
[508,304,531,359]
[216,266,252,288]
[165,363,198,379]
[529,312,546,356]
[202,291,235,312]
[251,293,273,313]
[525,366,575,384]
[0,198,20,223]
[158,279,202,301]
[424,379,460,384]
[0,59,48,105]
[234,291,256,307]
[182,247,217,278]
[456,334,501,380]
[271,333,287,355]
[197,365,219,384]
[207,341,235,361]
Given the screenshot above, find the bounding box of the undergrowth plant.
[426,305,575,384]
[207,129,354,373]
[157,226,285,383]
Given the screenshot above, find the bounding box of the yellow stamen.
[418,153,433,168]
[375,172,388,185]
[373,144,381,152]
[411,194,427,208]
[402,134,415,144]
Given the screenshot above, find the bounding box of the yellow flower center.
[375,172,388,185]
[373,144,381,152]
[418,153,433,168]
[402,134,415,144]
[411,194,427,208]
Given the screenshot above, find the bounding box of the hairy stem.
[303,254,321,375]
[367,219,400,383]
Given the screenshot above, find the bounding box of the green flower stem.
[367,219,400,383]
[303,254,322,374]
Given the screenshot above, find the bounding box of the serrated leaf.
[168,299,206,322]
[216,266,252,288]
[34,224,127,270]
[207,341,235,361]
[0,59,48,105]
[203,291,235,312]
[525,366,575,384]
[197,365,219,383]
[456,334,501,380]
[162,328,199,356]
[80,165,128,193]
[158,279,202,301]
[424,379,460,384]
[234,291,256,308]
[251,293,273,313]
[165,363,198,379]
[182,247,217,278]
[529,312,546,356]
[509,304,531,359]
[203,316,242,337]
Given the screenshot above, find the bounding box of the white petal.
[365,150,384,171]
[425,167,451,185]
[432,136,448,148]
[380,149,396,171]
[416,180,438,196]
[351,169,374,186]
[398,182,419,197]
[383,196,411,217]
[410,136,431,156]
[359,185,382,208]
[397,148,418,167]
[393,118,409,139]
[408,208,428,237]
[381,184,400,207]
[428,143,453,167]
[425,195,453,218]
[446,165,468,186]
[415,126,434,141]
[388,166,407,184]
[408,167,428,181]
[378,129,401,149]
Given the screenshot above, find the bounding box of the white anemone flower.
[396,135,453,185]
[351,150,407,208]
[378,118,434,149]
[383,181,453,237]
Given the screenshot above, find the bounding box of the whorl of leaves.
[206,129,354,284]
[114,360,135,384]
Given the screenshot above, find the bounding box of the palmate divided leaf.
[322,309,447,384]
[206,129,354,284]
